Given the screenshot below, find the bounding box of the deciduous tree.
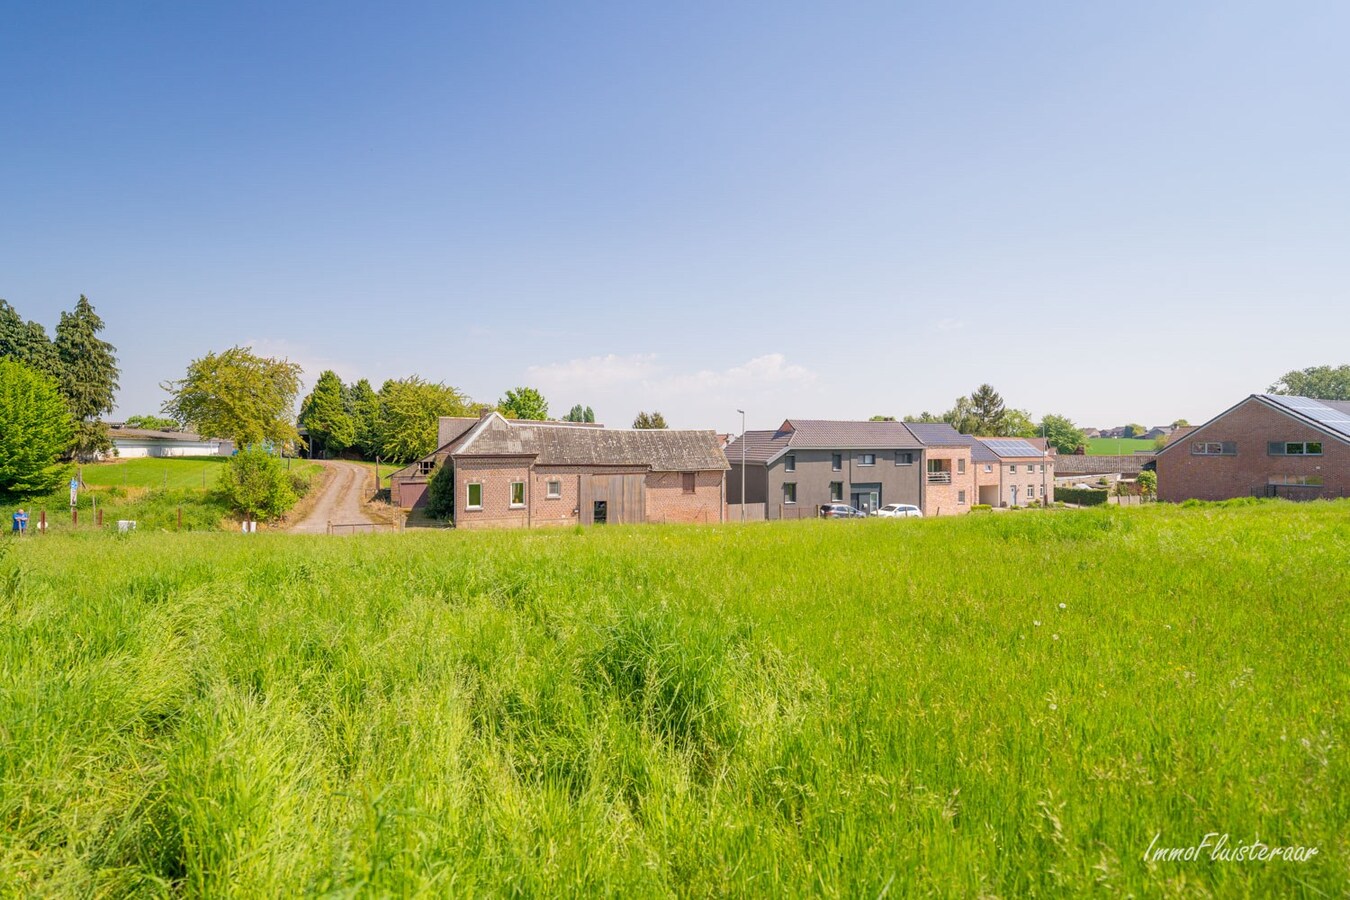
[498,386,549,420]
[161,346,302,447]
[1268,364,1350,400]
[375,377,474,462]
[219,445,297,521]
[1038,414,1086,455]
[124,414,180,430]
[0,358,74,494]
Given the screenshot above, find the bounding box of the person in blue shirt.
[11,509,28,534]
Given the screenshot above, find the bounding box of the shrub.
[219,446,296,521]
[425,462,454,520]
[970,504,993,512]
[0,358,74,494]
[1056,487,1109,507]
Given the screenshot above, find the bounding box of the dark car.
[819,503,866,519]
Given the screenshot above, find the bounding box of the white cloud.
[523,352,818,428]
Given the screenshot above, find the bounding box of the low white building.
[109,426,232,458]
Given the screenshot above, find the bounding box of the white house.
[108,425,232,458]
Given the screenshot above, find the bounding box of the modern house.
[903,422,976,515]
[108,424,232,458]
[394,411,728,527]
[1155,394,1350,501]
[725,420,927,518]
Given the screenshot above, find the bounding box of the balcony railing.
[926,471,952,484]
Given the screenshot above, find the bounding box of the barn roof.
[452,414,728,471]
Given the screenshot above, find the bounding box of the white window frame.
[546,478,562,499]
[509,481,526,508]
[783,482,797,504]
[466,482,483,510]
[860,453,876,467]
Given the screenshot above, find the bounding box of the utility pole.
[736,409,747,521]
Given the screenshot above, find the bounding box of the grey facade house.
[725,419,926,518]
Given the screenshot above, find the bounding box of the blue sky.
[3,1,1347,432]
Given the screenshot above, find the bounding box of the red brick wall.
[645,470,725,524]
[1157,397,1349,501]
[921,447,973,516]
[455,458,532,529]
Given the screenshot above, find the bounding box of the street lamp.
[736,409,746,521]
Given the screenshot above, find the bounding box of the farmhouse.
[1155,394,1350,501]
[108,424,232,458]
[394,411,728,527]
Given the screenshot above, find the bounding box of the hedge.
[1056,487,1109,507]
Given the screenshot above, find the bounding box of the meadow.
[2,457,323,533]
[0,502,1345,895]
[1085,437,1157,456]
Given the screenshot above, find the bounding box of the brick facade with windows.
[1156,395,1350,501]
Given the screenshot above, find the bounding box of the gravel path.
[288,461,378,534]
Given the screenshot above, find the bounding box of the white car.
[873,503,923,518]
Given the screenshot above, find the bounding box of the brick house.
[903,422,977,515]
[1155,394,1350,502]
[972,438,1055,507]
[398,412,729,528]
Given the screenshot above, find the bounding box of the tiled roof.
[777,419,922,450]
[454,415,728,471]
[1055,455,1150,475]
[723,429,792,464]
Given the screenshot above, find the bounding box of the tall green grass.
[0,502,1345,895]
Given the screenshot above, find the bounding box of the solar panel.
[1264,395,1350,440]
[981,438,1041,457]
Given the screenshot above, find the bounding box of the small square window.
[1009,464,1017,474]
[546,479,562,499]
[984,464,992,473]
[784,454,796,473]
[895,451,913,465]
[783,482,797,504]
[860,453,876,466]
[509,481,525,507]
[467,482,483,509]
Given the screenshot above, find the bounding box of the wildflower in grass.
[1058,602,1066,609]
[1051,633,1059,641]
[1048,703,1057,710]
[1033,620,1041,627]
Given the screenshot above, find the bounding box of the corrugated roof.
[110,428,216,443]
[454,415,728,471]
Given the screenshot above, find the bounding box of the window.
[829,481,843,502]
[1192,441,1237,456]
[1009,464,1017,474]
[417,460,436,475]
[860,453,876,466]
[984,464,993,473]
[466,482,483,509]
[832,453,842,471]
[958,490,967,504]
[509,481,525,507]
[895,451,913,465]
[1269,475,1324,486]
[546,479,562,499]
[681,472,696,494]
[1269,441,1323,456]
[783,482,797,504]
[957,458,966,475]
[784,454,796,472]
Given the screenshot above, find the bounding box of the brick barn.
[1155,394,1350,501]
[396,411,729,528]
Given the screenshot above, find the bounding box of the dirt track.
[288,462,378,534]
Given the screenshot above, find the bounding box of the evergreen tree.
[0,300,62,381]
[563,403,595,423]
[346,378,380,458]
[632,410,668,429]
[969,384,1006,435]
[299,370,356,456]
[54,295,119,457]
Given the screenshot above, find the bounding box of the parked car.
[874,503,923,518]
[819,503,866,519]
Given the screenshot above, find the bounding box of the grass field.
[1086,437,1156,455]
[2,457,324,533]
[0,502,1345,894]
